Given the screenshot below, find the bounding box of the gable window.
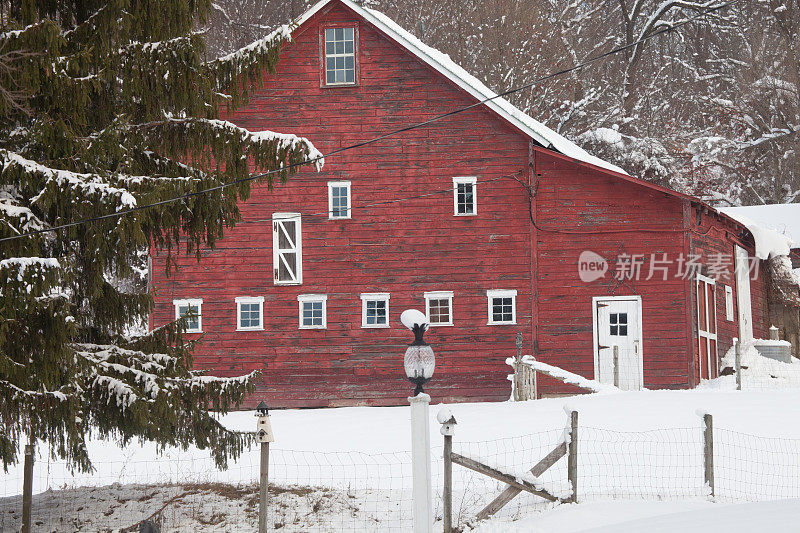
[453,176,477,216]
[487,289,517,325]
[174,298,202,333]
[361,293,390,328]
[425,291,454,326]
[298,294,327,329]
[328,181,351,219]
[236,296,264,331]
[323,27,356,85]
[272,213,302,285]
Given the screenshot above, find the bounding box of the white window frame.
[235,296,264,331]
[272,212,302,285]
[323,26,357,86]
[360,292,390,328]
[328,181,352,220]
[486,289,517,325]
[453,176,477,216]
[424,290,454,327]
[724,285,734,321]
[696,274,718,378]
[298,294,327,330]
[173,298,203,333]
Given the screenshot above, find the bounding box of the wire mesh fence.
[579,426,706,499]
[0,449,418,533]
[715,428,800,502]
[3,419,800,532]
[736,357,800,390]
[719,339,800,391]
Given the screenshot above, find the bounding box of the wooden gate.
[440,411,579,532]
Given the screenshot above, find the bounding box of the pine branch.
[1,150,137,211]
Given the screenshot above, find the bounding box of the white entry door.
[594,297,643,390]
[734,245,753,342]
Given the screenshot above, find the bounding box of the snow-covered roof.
[719,204,800,246]
[294,0,628,176]
[718,203,800,259]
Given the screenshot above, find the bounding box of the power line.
[0,0,736,244]
[241,172,714,238]
[245,174,512,223]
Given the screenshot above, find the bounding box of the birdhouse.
[255,401,274,443]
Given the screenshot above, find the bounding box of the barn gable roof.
[293,0,628,176]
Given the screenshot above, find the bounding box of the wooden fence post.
[259,441,270,533]
[255,402,275,533]
[21,439,33,533]
[513,332,523,401]
[439,412,456,533]
[567,410,578,503]
[735,340,742,391]
[703,413,714,498]
[613,346,620,388]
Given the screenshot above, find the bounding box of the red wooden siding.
[688,211,770,385]
[149,0,771,407]
[151,2,534,407]
[531,148,693,391]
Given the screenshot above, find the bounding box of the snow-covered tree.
[354,0,797,204]
[0,0,322,471]
[204,0,315,58]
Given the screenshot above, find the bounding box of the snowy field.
[3,388,800,531]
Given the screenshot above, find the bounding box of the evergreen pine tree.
[0,0,322,471]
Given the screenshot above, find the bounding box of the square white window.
[324,27,356,85]
[425,291,454,326]
[487,289,517,325]
[273,213,302,285]
[236,296,264,331]
[724,285,734,321]
[453,176,477,216]
[360,293,390,328]
[328,181,351,219]
[298,294,327,329]
[173,298,202,333]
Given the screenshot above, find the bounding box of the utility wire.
[243,171,716,237]
[0,0,736,244]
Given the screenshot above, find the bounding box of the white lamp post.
[400,309,434,533]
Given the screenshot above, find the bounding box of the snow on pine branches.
[0,0,321,473]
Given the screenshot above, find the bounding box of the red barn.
[149,0,775,407]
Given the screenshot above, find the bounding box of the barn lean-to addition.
[149,0,776,407]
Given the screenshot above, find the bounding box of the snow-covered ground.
[3,388,800,531]
[470,498,800,532]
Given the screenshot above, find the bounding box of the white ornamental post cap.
[401,309,429,331]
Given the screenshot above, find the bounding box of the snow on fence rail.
[511,355,622,394]
[516,343,800,396]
